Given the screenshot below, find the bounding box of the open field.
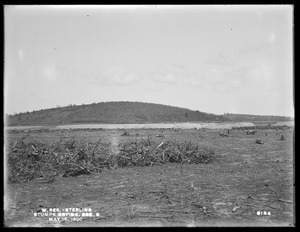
[4,127,294,227]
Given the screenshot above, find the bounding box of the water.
[273,121,294,127]
[6,122,256,130]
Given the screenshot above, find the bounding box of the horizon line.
[5,100,294,118]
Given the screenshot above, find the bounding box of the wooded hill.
[6,101,229,126]
[222,113,293,122]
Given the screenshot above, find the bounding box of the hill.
[222,113,293,123]
[6,101,229,126]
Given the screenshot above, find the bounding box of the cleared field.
[4,127,294,227]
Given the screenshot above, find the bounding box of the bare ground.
[4,128,294,227]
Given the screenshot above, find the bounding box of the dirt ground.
[4,127,294,227]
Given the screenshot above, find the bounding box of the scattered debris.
[121,131,130,136]
[156,134,164,138]
[219,133,229,137]
[278,199,293,204]
[240,161,248,166]
[246,130,258,135]
[255,139,264,144]
[232,205,241,212]
[280,135,286,141]
[157,142,164,149]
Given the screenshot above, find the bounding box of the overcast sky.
[4,5,294,116]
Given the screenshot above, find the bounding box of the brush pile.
[7,138,111,183]
[116,139,216,167]
[7,137,217,183]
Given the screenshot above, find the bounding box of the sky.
[4,5,294,116]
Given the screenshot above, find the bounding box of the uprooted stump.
[255,139,264,144]
[121,131,130,136]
